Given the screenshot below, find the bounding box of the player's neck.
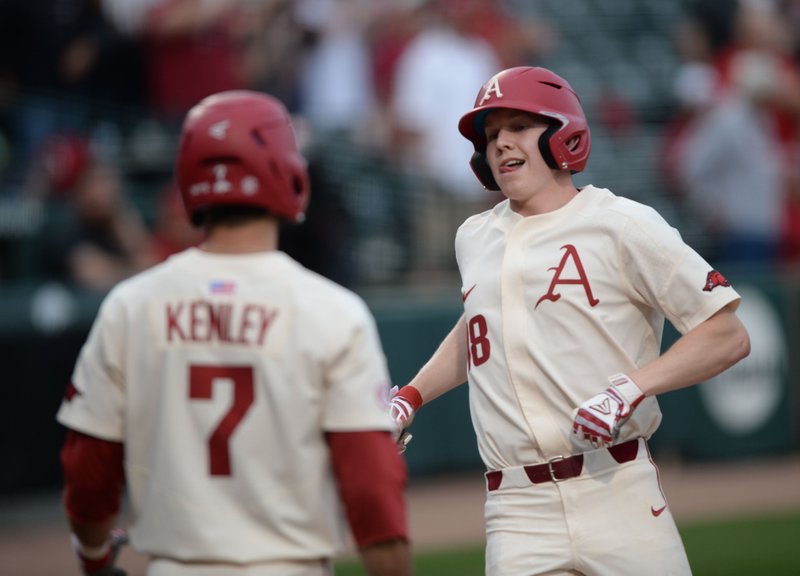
[510,175,579,217]
[200,219,279,254]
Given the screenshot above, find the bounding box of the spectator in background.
[389,0,501,273]
[101,0,246,126]
[659,0,736,259]
[715,0,800,266]
[236,0,306,110]
[463,0,556,70]
[367,0,425,120]
[294,0,381,141]
[41,137,156,292]
[370,0,554,151]
[0,0,145,190]
[676,0,800,267]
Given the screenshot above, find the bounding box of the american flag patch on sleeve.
[209,280,236,294]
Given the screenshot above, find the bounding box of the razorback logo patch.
[702,270,730,292]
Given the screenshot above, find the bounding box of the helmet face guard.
[177,90,310,225]
[458,67,591,191]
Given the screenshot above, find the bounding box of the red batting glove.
[389,385,423,453]
[72,528,129,576]
[572,374,645,449]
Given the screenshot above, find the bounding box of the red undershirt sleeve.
[326,430,409,548]
[60,429,125,524]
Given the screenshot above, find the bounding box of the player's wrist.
[72,533,113,560]
[608,373,645,407]
[72,533,114,573]
[396,385,423,413]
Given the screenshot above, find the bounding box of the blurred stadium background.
[0,0,799,573]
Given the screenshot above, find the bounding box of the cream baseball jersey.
[57,248,394,563]
[456,185,740,470]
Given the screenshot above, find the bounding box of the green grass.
[681,512,800,575]
[335,545,484,576]
[334,512,800,575]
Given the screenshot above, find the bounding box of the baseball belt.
[486,438,640,491]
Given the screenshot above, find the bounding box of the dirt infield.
[2,454,799,575]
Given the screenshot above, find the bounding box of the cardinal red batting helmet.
[177,90,310,225]
[458,66,591,190]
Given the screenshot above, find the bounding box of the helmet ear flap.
[538,123,560,170]
[469,150,500,191]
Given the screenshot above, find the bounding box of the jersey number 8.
[467,314,491,368]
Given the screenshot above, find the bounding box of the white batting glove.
[389,385,423,453]
[571,374,645,449]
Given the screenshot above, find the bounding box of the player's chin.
[495,169,523,187]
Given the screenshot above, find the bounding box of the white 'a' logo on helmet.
[209,120,230,140]
[479,77,504,106]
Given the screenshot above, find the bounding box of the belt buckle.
[547,455,566,482]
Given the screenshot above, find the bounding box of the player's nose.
[494,128,515,150]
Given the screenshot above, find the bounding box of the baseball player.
[57,91,411,576]
[390,66,750,576]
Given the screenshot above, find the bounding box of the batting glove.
[71,527,129,576]
[571,374,645,449]
[389,385,423,453]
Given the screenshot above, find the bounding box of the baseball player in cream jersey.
[57,91,411,576]
[390,67,750,575]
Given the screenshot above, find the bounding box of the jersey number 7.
[189,365,255,476]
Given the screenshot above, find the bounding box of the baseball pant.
[484,439,692,576]
[146,557,334,576]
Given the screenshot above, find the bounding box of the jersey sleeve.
[56,291,127,441]
[619,206,741,334]
[321,297,395,432]
[61,430,125,524]
[327,430,408,547]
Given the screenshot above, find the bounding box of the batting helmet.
[458,67,591,190]
[177,90,310,225]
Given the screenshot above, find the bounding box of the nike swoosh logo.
[651,505,667,517]
[462,284,477,302]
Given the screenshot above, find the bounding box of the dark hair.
[195,204,272,228]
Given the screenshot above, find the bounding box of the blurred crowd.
[663,0,800,268]
[0,0,799,294]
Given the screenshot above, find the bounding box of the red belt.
[486,438,640,491]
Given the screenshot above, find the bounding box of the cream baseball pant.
[146,557,333,575]
[484,438,692,576]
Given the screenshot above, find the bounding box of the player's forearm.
[359,539,412,576]
[630,305,750,396]
[408,314,468,404]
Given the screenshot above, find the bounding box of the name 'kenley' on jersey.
[165,299,278,347]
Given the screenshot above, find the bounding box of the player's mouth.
[499,158,525,173]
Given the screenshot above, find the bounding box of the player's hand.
[389,385,423,453]
[72,528,129,576]
[571,374,645,449]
